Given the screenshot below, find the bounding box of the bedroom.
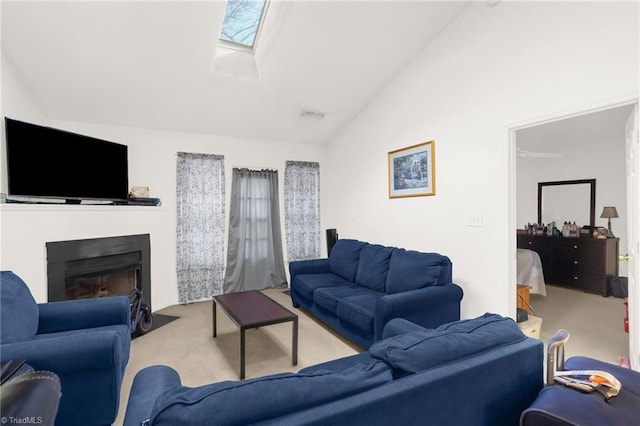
[515,103,635,363]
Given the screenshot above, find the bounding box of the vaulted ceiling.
[2,1,470,144]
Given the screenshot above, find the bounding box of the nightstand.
[518,315,542,339]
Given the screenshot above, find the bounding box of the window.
[223,168,287,293]
[220,0,269,50]
[243,192,270,259]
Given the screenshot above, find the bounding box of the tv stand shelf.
[4,198,160,206]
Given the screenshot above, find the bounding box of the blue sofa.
[0,271,131,426]
[124,314,544,426]
[289,239,463,348]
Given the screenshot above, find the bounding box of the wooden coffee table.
[212,290,298,379]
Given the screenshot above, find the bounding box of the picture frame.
[388,140,435,198]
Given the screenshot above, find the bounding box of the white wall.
[1,72,327,309]
[1,52,46,194]
[0,52,45,124]
[324,1,639,319]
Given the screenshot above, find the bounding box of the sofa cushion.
[382,318,429,339]
[314,285,367,314]
[293,273,353,301]
[335,290,381,333]
[355,244,394,291]
[328,239,366,281]
[385,249,450,294]
[369,313,526,374]
[150,360,392,425]
[298,352,376,375]
[0,271,39,344]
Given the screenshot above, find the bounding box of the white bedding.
[517,248,547,296]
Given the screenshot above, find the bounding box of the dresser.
[517,234,619,296]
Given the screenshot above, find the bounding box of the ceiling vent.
[300,110,325,120]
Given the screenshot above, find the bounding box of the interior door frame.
[507,96,639,364]
[624,104,639,369]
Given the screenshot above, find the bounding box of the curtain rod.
[231,166,278,171]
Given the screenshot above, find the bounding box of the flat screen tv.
[5,117,129,203]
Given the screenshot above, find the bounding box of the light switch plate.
[467,213,483,227]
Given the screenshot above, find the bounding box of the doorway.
[509,100,638,368]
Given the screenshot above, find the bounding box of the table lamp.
[600,206,618,238]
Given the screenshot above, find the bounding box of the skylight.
[220,0,268,50]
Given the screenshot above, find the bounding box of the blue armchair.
[0,271,131,426]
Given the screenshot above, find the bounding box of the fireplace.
[46,234,151,310]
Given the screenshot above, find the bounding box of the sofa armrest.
[124,366,181,426]
[37,296,130,334]
[1,330,127,373]
[289,258,330,279]
[374,283,463,341]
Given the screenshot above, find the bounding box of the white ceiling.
[516,104,635,154]
[1,1,471,144]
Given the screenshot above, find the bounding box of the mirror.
[537,179,596,228]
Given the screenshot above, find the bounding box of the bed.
[517,248,547,296]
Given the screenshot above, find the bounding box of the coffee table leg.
[212,300,217,337]
[292,317,298,366]
[240,327,246,380]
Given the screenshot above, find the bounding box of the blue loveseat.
[0,271,131,426]
[123,313,543,426]
[289,239,463,348]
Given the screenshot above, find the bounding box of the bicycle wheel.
[136,305,154,334]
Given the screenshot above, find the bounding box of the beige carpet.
[115,289,360,424]
[530,284,629,366]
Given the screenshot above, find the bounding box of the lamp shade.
[600,206,619,219]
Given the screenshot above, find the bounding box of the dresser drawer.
[517,235,548,252]
[552,270,607,295]
[554,256,605,274]
[553,238,600,256]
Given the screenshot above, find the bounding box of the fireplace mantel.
[0,204,164,212]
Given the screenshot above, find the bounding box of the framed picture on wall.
[388,140,435,198]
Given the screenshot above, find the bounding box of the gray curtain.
[223,168,287,293]
[284,160,321,261]
[176,152,226,302]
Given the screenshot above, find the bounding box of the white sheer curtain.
[224,168,287,293]
[284,161,320,261]
[176,152,225,302]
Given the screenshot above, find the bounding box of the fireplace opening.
[66,269,139,300]
[47,234,151,311]
[63,251,142,300]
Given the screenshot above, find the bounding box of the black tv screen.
[5,117,129,202]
